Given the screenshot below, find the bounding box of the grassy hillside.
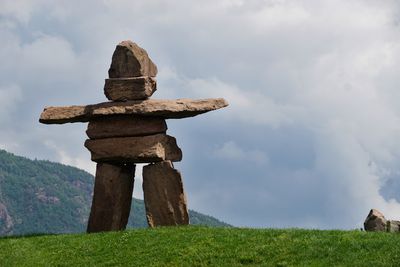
[1,227,400,266]
[0,150,229,236]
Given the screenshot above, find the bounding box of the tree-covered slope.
[0,150,229,236]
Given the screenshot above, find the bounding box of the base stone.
[387,220,400,233]
[87,162,135,233]
[364,209,387,232]
[143,160,189,227]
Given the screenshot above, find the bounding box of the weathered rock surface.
[87,163,135,233]
[86,116,167,139]
[0,203,13,235]
[143,160,189,227]
[108,40,157,78]
[35,188,60,204]
[84,134,182,163]
[387,220,400,232]
[364,209,387,232]
[104,77,156,101]
[39,98,228,124]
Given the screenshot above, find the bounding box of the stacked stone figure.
[39,41,228,233]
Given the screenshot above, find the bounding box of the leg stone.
[87,162,135,233]
[143,160,189,227]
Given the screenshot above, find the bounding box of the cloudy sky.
[2,0,400,229]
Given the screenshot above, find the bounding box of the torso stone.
[86,116,167,139]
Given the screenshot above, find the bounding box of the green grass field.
[1,226,400,266]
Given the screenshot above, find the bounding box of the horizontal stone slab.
[84,134,182,163]
[104,77,156,101]
[39,98,228,124]
[86,116,167,139]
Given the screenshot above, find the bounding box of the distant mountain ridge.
[0,149,230,236]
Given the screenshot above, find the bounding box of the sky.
[1,0,400,229]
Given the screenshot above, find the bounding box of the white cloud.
[0,0,44,24]
[0,84,22,123]
[157,71,297,127]
[249,1,310,31]
[43,139,95,174]
[133,164,144,199]
[214,141,268,164]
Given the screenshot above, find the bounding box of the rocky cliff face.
[0,202,13,235]
[0,149,95,236]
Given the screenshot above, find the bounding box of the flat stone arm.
[39,98,228,124]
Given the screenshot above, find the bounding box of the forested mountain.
[0,150,229,236]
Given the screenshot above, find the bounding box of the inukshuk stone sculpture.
[39,40,228,233]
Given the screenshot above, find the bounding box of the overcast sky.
[2,0,400,229]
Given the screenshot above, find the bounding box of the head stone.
[108,40,158,78]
